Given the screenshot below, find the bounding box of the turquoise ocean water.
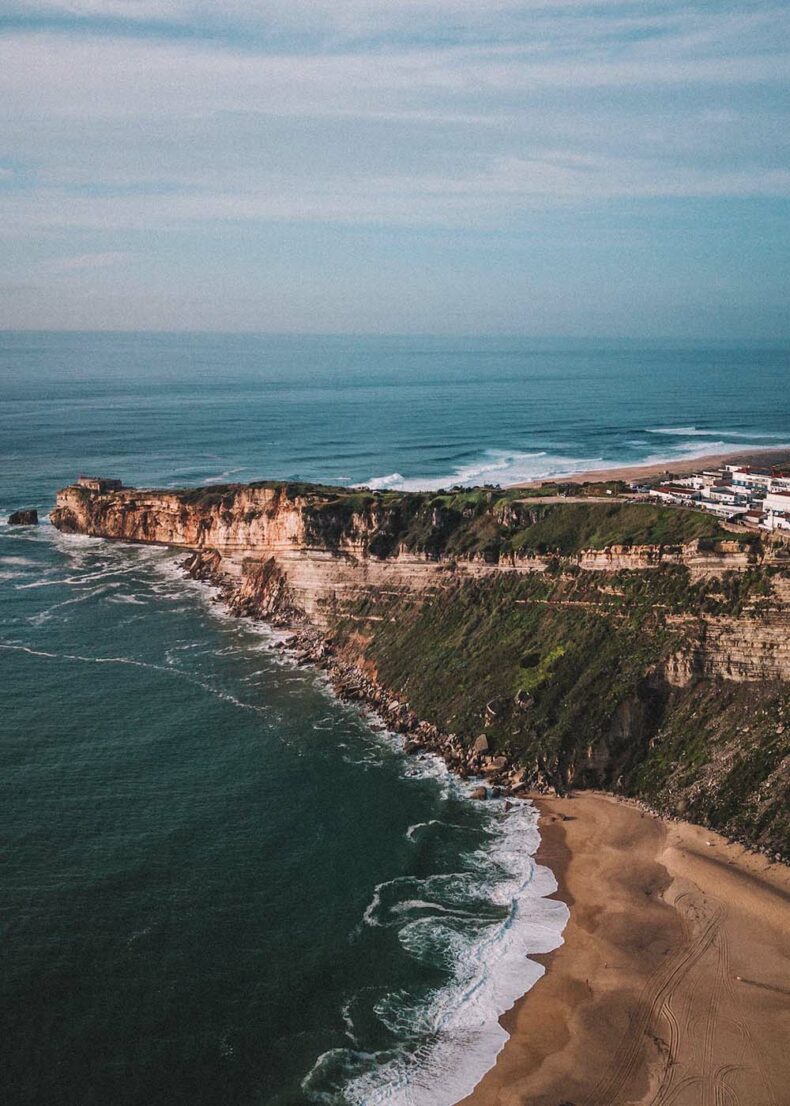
[1,333,788,1105]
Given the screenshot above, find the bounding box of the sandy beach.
[515,446,790,489]
[459,792,790,1106]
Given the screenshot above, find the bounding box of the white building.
[696,501,749,519]
[728,466,790,495]
[701,486,743,506]
[762,509,790,533]
[650,483,700,505]
[764,489,790,514]
[77,476,124,493]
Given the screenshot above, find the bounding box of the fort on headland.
[77,476,125,493]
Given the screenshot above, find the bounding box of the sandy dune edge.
[458,792,790,1106]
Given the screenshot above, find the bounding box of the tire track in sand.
[587,883,778,1106]
[580,896,723,1106]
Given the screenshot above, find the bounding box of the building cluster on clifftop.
[646,464,790,532]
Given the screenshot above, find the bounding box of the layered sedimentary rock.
[51,481,790,683]
[665,613,790,683]
[51,479,790,853]
[50,480,786,622]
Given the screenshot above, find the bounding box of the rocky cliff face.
[51,483,307,570]
[51,479,790,685]
[51,482,525,619]
[51,481,786,623]
[51,478,790,854]
[664,613,790,684]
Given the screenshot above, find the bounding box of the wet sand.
[459,792,790,1106]
[514,446,790,488]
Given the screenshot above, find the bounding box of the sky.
[0,0,788,337]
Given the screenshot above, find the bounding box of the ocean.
[1,331,788,1106]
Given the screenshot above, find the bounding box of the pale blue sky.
[1,0,788,337]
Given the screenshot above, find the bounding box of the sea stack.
[8,509,38,525]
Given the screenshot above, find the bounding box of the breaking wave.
[360,434,790,492]
[304,763,568,1106]
[360,449,604,491]
[646,426,786,439]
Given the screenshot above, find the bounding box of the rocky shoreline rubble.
[278,625,571,799]
[180,550,563,800]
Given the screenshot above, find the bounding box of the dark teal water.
[1,332,788,1105]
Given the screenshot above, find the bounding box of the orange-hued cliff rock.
[51,478,790,854]
[51,479,788,634]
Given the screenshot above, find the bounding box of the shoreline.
[459,791,790,1106]
[54,507,789,1104]
[513,445,790,488]
[180,541,790,1106]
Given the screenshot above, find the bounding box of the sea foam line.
[360,436,790,491]
[41,521,569,1106]
[0,641,274,717]
[304,758,568,1106]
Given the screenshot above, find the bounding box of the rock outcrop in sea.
[8,509,38,525]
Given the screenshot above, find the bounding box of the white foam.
[201,467,246,485]
[359,435,790,492]
[14,577,68,590]
[29,582,123,624]
[304,776,568,1106]
[636,437,790,468]
[366,472,406,490]
[361,449,605,491]
[105,593,148,605]
[647,426,785,439]
[341,999,361,1047]
[405,819,471,843]
[0,640,275,717]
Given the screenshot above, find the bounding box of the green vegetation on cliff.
[165,480,757,561]
[332,571,674,747]
[328,566,789,856]
[296,487,745,558]
[632,681,789,853]
[500,501,736,555]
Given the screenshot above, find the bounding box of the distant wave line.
[360,437,790,491]
[0,642,272,716]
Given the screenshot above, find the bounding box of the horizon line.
[1,328,788,347]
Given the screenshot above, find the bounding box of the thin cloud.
[3,155,786,241]
[0,0,787,333]
[44,251,131,271]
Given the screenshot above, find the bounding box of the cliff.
[51,479,790,855]
[50,480,782,618]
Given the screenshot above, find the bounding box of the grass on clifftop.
[301,493,744,558]
[503,501,732,555]
[160,481,752,560]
